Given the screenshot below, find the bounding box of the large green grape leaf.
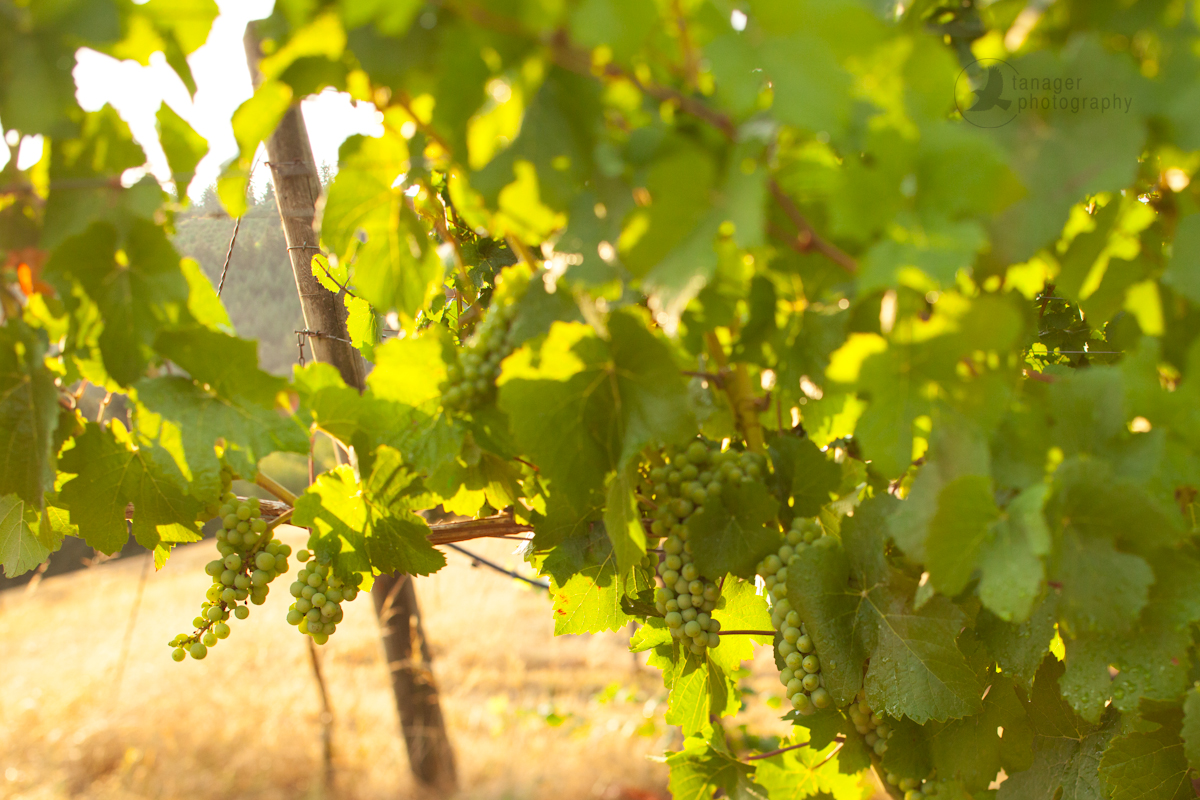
[0,321,59,506]
[977,483,1050,623]
[499,313,695,521]
[710,576,773,673]
[44,220,190,386]
[1164,213,1200,305]
[997,659,1118,800]
[927,675,1033,793]
[976,595,1058,691]
[1099,701,1193,800]
[924,474,1000,597]
[1059,551,1200,723]
[293,451,445,580]
[753,734,867,800]
[663,650,739,736]
[788,497,982,722]
[320,132,443,319]
[768,435,841,518]
[539,522,653,635]
[57,421,201,554]
[220,80,292,217]
[1053,529,1154,634]
[42,106,163,247]
[666,734,764,800]
[687,480,781,580]
[0,494,51,578]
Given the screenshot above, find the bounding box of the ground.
[0,528,876,800]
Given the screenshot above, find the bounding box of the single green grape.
[189,643,208,659]
[234,605,250,620]
[171,647,186,662]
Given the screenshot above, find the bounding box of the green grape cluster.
[849,690,893,756]
[758,517,830,715]
[285,549,361,645]
[647,441,767,655]
[169,469,291,661]
[442,300,520,412]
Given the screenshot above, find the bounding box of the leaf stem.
[716,629,775,636]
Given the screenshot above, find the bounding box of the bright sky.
[9,0,383,202]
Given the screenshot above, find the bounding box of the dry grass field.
[0,527,867,800]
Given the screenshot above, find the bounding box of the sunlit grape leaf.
[58,421,201,554]
[44,221,190,386]
[0,321,59,506]
[664,651,739,736]
[666,734,764,800]
[687,480,781,580]
[293,454,445,580]
[754,735,867,800]
[540,522,652,635]
[0,494,50,578]
[710,576,773,673]
[42,106,162,248]
[500,313,695,521]
[321,132,443,320]
[156,103,208,198]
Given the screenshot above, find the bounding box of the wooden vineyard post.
[243,23,458,791]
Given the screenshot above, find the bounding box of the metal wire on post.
[216,156,260,298]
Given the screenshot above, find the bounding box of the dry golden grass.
[0,528,874,800]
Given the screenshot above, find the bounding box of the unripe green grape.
[344,587,358,601]
[680,563,698,582]
[677,593,693,610]
[219,504,234,518]
[287,608,304,626]
[171,647,186,662]
[663,554,682,572]
[277,543,292,557]
[193,616,206,628]
[220,587,236,603]
[791,693,813,713]
[290,581,305,597]
[233,574,251,590]
[241,532,258,548]
[205,585,221,602]
[797,635,814,653]
[899,779,918,792]
[251,519,267,534]
[300,585,315,600]
[874,739,888,755]
[306,608,322,623]
[311,632,329,645]
[251,569,270,586]
[224,554,242,571]
[220,570,235,586]
[661,569,680,586]
[255,552,276,571]
[214,622,231,639]
[202,632,218,647]
[223,514,239,529]
[205,560,224,577]
[681,608,698,622]
[802,655,820,674]
[802,673,821,692]
[778,640,796,657]
[311,592,327,607]
[776,568,788,584]
[205,606,223,621]
[321,603,337,618]
[326,588,343,603]
[785,652,803,670]
[683,620,702,637]
[234,605,250,620]
[307,573,323,588]
[297,549,311,562]
[190,643,208,659]
[665,599,679,612]
[217,541,235,556]
[783,626,800,643]
[251,593,267,606]
[786,678,803,695]
[296,598,313,614]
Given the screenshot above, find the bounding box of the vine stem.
[704,331,765,454]
[256,472,298,505]
[745,736,845,761]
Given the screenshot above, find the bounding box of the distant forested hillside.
[173,184,305,375]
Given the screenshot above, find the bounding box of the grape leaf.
[293,451,445,581]
[540,522,652,635]
[687,480,781,580]
[1183,688,1200,771]
[977,483,1050,623]
[1099,700,1193,800]
[753,736,867,800]
[0,321,59,506]
[664,651,739,736]
[924,474,1000,597]
[769,435,841,518]
[603,464,647,573]
[710,576,773,673]
[997,658,1118,800]
[666,734,764,800]
[58,421,201,554]
[0,494,50,578]
[44,220,190,386]
[788,498,983,723]
[976,595,1058,691]
[927,675,1034,793]
[155,102,208,198]
[500,313,695,521]
[1053,529,1154,634]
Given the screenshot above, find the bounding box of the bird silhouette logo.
[955,59,1020,128]
[970,66,1010,112]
